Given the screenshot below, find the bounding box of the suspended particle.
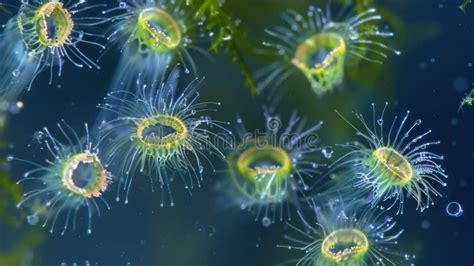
[224,111,325,223]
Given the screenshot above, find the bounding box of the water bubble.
[453,76,470,93]
[261,217,271,227]
[32,131,42,140]
[12,69,20,77]
[27,214,39,225]
[204,225,216,237]
[446,201,463,217]
[420,219,431,230]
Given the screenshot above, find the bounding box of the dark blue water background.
[0,0,473,265]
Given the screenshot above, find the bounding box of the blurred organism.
[257,2,399,100]
[223,110,324,224]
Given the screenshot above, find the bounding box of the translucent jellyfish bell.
[292,31,347,94]
[22,2,74,48]
[136,7,182,53]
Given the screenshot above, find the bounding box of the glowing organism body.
[332,103,447,214]
[279,198,413,265]
[258,5,399,97]
[0,0,105,100]
[15,123,112,235]
[226,112,324,223]
[103,0,205,91]
[98,68,228,205]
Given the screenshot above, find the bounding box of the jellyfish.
[224,111,324,224]
[102,0,206,91]
[0,0,106,100]
[279,198,414,265]
[331,103,448,214]
[97,67,229,206]
[14,122,112,235]
[257,4,399,97]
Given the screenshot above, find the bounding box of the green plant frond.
[193,0,258,96]
[459,0,472,14]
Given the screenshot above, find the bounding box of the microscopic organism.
[14,122,112,234]
[332,103,447,214]
[258,4,399,97]
[279,198,414,265]
[98,67,228,205]
[458,88,474,112]
[0,0,106,100]
[225,111,324,224]
[103,0,205,90]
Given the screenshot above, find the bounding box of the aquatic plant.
[458,88,474,112]
[98,67,229,205]
[0,0,106,100]
[459,0,472,13]
[14,122,112,234]
[225,111,324,224]
[0,230,43,265]
[279,197,414,265]
[331,103,447,214]
[192,0,258,96]
[258,3,399,97]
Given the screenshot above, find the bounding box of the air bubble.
[446,201,463,217]
[262,217,271,227]
[27,214,39,225]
